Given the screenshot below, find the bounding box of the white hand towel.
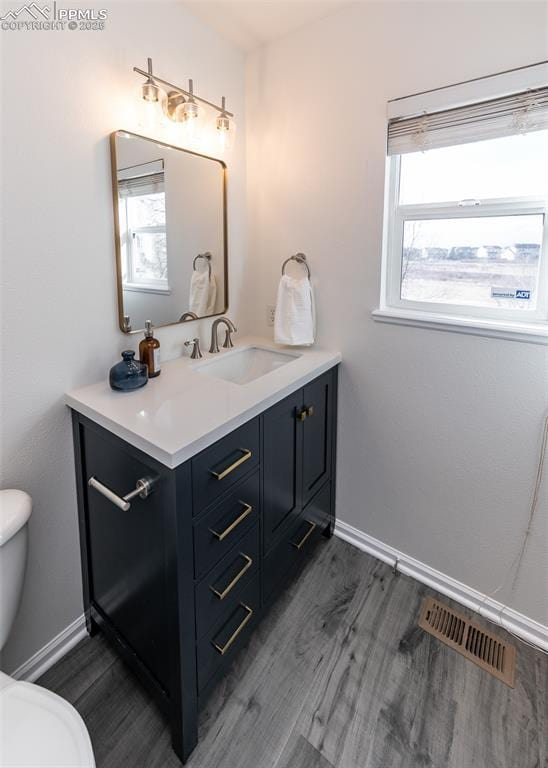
[206,274,217,315]
[274,274,315,346]
[189,269,210,316]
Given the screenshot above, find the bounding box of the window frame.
[381,152,548,329]
[120,192,170,295]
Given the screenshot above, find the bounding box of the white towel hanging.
[189,257,216,316]
[189,269,210,316]
[205,274,217,315]
[274,274,315,346]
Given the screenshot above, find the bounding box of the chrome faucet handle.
[184,338,203,359]
[222,327,237,349]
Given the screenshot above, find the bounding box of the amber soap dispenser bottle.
[139,320,161,378]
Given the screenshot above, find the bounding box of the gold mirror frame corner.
[110,129,229,335]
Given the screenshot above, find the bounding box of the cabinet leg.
[171,715,198,765]
[84,609,99,637]
[323,519,335,538]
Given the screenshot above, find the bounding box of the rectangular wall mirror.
[111,131,227,333]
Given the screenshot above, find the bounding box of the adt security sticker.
[491,288,531,300]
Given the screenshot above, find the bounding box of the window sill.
[372,308,548,345]
[123,283,171,296]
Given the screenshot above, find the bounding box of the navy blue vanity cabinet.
[302,372,334,506]
[71,364,338,765]
[263,389,304,552]
[262,368,337,603]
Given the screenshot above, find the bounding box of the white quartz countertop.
[65,337,341,468]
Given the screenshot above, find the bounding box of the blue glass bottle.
[109,350,148,391]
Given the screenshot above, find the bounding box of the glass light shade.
[179,100,205,148]
[137,83,167,136]
[214,113,236,156]
[182,100,199,121]
[142,80,159,102]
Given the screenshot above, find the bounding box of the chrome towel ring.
[193,252,212,279]
[281,252,311,278]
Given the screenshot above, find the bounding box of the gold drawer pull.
[296,406,314,422]
[209,502,253,542]
[210,554,253,600]
[212,604,253,655]
[291,520,317,550]
[210,448,252,481]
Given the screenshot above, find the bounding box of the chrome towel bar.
[88,476,155,511]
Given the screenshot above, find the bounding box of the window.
[378,69,548,342]
[118,167,170,294]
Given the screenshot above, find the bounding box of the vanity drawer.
[197,576,261,693]
[194,470,260,579]
[195,524,259,640]
[263,482,331,605]
[192,417,260,514]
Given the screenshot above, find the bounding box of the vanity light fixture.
[133,58,235,155]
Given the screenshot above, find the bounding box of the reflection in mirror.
[111,131,227,333]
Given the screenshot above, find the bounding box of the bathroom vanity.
[67,340,340,763]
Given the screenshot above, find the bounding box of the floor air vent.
[418,596,516,687]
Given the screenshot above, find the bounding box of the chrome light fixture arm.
[133,58,234,118]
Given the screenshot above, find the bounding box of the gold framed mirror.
[110,130,228,334]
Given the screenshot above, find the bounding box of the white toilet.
[0,490,96,768]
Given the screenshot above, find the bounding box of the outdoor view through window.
[397,131,547,313]
[122,188,168,290]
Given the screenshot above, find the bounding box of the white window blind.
[118,172,165,197]
[117,159,165,196]
[388,86,548,155]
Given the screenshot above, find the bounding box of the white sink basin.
[195,346,300,385]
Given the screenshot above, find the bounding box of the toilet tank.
[0,490,32,652]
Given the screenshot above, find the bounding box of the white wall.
[0,1,250,672]
[246,2,548,625]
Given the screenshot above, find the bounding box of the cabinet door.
[263,388,303,552]
[302,370,334,506]
[81,422,171,692]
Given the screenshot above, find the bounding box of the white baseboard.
[334,519,548,652]
[10,614,88,683]
[7,521,548,683]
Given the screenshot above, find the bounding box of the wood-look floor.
[38,538,548,768]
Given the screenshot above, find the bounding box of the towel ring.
[281,253,311,278]
[193,252,212,279]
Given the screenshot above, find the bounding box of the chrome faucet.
[184,338,203,359]
[179,311,198,322]
[209,317,237,353]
